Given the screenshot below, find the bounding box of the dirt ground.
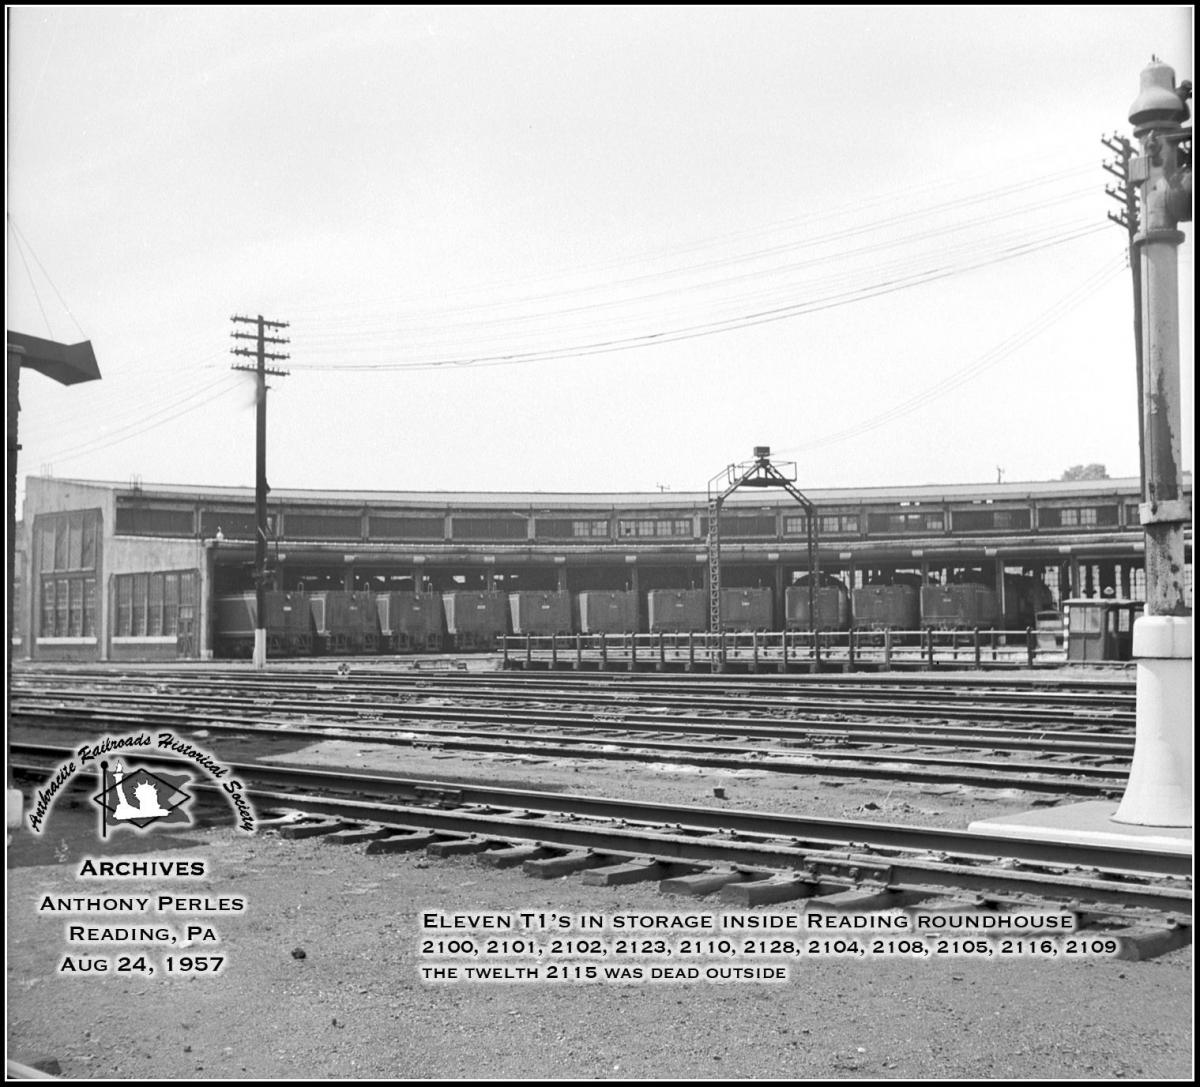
[6,722,1192,1082]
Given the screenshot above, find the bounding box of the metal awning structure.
[7,330,102,690]
[7,332,101,385]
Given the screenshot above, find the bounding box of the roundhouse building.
[17,474,1193,661]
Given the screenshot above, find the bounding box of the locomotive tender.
[213,575,1054,657]
[24,474,1180,664]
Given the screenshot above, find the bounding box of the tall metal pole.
[1129,69,1191,617]
[1112,59,1192,827]
[231,315,289,671]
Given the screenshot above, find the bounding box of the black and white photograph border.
[5,5,1193,1082]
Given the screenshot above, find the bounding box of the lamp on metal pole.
[1112,58,1193,828]
[6,330,101,828]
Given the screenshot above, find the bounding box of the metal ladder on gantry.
[706,446,819,671]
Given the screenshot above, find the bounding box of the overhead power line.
[285,157,1100,327]
[776,253,1129,455]
[29,375,245,465]
[7,214,87,338]
[291,222,1109,372]
[300,190,1098,346]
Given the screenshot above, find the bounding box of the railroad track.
[14,668,1136,728]
[12,675,1134,795]
[10,684,1136,753]
[20,659,1135,692]
[17,662,1137,701]
[10,742,1189,937]
[12,707,1130,797]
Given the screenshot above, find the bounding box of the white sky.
[6,5,1194,507]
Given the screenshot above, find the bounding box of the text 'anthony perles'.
[40,896,245,913]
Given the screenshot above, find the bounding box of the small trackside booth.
[1064,598,1144,661]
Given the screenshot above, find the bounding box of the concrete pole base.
[253,628,267,671]
[1113,615,1192,827]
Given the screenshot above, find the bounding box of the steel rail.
[9,741,1186,879]
[11,685,1135,748]
[17,665,1136,707]
[9,696,1134,760]
[13,668,1136,716]
[19,661,1137,694]
[11,688,1137,757]
[10,709,1130,796]
[9,755,1187,916]
[248,792,1187,916]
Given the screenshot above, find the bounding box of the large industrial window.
[40,523,55,573]
[283,512,363,539]
[56,579,68,635]
[83,579,97,637]
[867,511,945,534]
[68,518,82,568]
[164,573,180,636]
[452,517,528,540]
[57,580,71,636]
[132,575,147,636]
[370,516,445,540]
[535,518,610,539]
[116,577,132,637]
[68,579,83,636]
[44,581,57,635]
[953,508,1032,532]
[147,574,164,635]
[718,515,777,538]
[113,570,198,638]
[617,519,693,538]
[1044,506,1118,529]
[114,505,195,536]
[199,510,261,538]
[823,514,858,535]
[785,514,857,535]
[36,509,102,640]
[12,548,22,642]
[82,518,97,568]
[39,510,102,574]
[38,575,95,641]
[42,580,56,637]
[993,510,1028,530]
[699,514,776,538]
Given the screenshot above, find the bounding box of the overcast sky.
[7,5,1194,507]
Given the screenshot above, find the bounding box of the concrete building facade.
[16,474,1192,661]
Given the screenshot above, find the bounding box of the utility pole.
[231,315,289,671]
[1102,132,1146,497]
[1112,59,1192,828]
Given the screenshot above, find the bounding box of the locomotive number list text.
[419,909,1115,982]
